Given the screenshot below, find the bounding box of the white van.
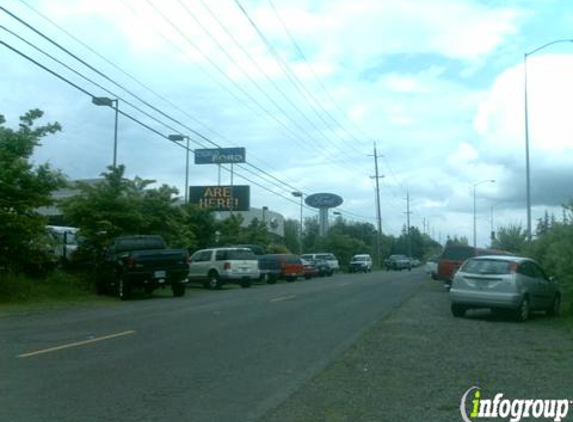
[300,253,340,272]
[46,226,79,263]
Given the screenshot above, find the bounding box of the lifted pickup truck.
[97,235,189,300]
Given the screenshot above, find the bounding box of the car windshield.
[353,257,367,261]
[461,259,513,275]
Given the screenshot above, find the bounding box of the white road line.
[17,330,136,359]
[270,295,297,303]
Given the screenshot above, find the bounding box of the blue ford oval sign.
[305,193,343,209]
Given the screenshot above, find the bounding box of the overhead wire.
[1,5,311,199]
[14,0,304,191]
[231,0,369,173]
[0,38,311,209]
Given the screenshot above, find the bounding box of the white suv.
[301,253,340,273]
[188,248,260,289]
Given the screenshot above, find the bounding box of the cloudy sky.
[2,0,573,247]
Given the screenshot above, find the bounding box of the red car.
[264,254,304,282]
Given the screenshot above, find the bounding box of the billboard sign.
[188,185,250,212]
[305,193,343,209]
[194,148,246,165]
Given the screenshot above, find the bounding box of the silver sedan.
[449,255,560,322]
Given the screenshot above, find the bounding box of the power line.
[0,39,309,209]
[15,0,303,191]
[1,5,314,199]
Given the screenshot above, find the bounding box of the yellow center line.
[270,295,297,303]
[17,330,136,359]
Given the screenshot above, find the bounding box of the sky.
[2,0,573,247]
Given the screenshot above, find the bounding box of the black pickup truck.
[96,235,189,300]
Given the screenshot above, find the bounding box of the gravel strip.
[258,278,573,422]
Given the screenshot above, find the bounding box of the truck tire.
[267,274,278,284]
[172,283,186,297]
[118,278,131,301]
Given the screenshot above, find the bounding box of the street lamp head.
[168,134,187,142]
[291,191,303,198]
[92,96,116,107]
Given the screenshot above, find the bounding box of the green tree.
[283,218,299,253]
[0,109,66,272]
[491,224,527,253]
[61,166,196,262]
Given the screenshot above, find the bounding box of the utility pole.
[369,143,384,268]
[405,190,412,257]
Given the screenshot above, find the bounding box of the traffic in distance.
[44,226,562,323]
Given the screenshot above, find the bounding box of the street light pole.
[524,39,573,241]
[291,192,303,254]
[473,179,495,249]
[168,134,191,203]
[92,96,119,168]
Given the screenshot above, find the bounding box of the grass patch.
[0,270,103,306]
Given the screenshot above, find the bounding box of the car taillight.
[224,262,231,270]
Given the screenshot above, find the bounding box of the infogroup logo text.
[460,386,572,422]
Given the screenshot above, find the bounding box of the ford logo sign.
[305,193,343,209]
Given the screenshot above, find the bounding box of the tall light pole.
[524,39,573,241]
[473,179,495,249]
[92,96,119,168]
[168,134,191,203]
[291,191,303,254]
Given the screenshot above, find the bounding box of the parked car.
[302,258,332,278]
[438,245,510,289]
[46,225,80,265]
[384,254,412,271]
[263,254,305,281]
[258,254,281,284]
[449,255,560,322]
[425,256,439,279]
[188,247,259,289]
[301,259,318,279]
[300,253,339,273]
[349,254,372,273]
[96,235,189,300]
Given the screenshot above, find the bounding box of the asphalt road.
[0,268,425,422]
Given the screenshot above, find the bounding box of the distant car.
[262,254,304,282]
[449,255,560,322]
[425,256,439,279]
[349,254,372,273]
[188,247,259,289]
[301,253,339,273]
[384,254,412,271]
[438,245,510,289]
[308,258,332,277]
[301,259,318,279]
[46,225,80,264]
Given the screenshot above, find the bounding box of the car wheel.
[118,278,131,301]
[172,283,185,297]
[546,294,561,317]
[515,297,530,322]
[206,272,221,290]
[240,279,252,288]
[267,274,277,284]
[451,303,466,317]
